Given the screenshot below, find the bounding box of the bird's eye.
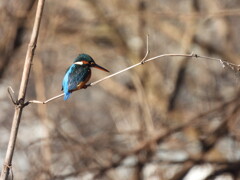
[91,62,94,65]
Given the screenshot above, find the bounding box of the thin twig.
[140,34,150,64]
[28,93,64,104]
[7,87,17,105]
[26,52,240,105]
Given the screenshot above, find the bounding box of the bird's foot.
[83,84,91,89]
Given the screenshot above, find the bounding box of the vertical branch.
[0,0,45,179]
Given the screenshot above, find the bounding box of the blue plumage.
[62,64,91,100]
[61,54,109,101]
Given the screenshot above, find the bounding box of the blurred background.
[1,0,240,179]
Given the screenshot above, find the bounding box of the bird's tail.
[64,91,71,101]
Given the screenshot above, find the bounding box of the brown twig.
[29,93,64,104]
[0,0,45,179]
[140,34,150,64]
[7,87,17,105]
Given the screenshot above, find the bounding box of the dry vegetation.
[0,0,240,179]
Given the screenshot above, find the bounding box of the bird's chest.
[68,66,91,90]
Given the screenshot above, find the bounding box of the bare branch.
[7,86,17,105]
[27,52,240,105]
[0,0,45,179]
[140,34,150,64]
[28,93,64,104]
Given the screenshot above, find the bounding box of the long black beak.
[93,63,109,72]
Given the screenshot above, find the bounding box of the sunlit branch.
[26,52,239,105]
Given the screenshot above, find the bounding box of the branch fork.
[7,87,29,108]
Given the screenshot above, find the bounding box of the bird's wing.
[61,66,70,91]
[68,67,90,91]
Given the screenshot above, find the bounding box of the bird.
[62,54,109,100]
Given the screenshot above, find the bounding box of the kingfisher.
[62,54,109,100]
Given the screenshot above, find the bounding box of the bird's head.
[74,54,109,72]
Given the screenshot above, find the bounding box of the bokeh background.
[1,0,240,179]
